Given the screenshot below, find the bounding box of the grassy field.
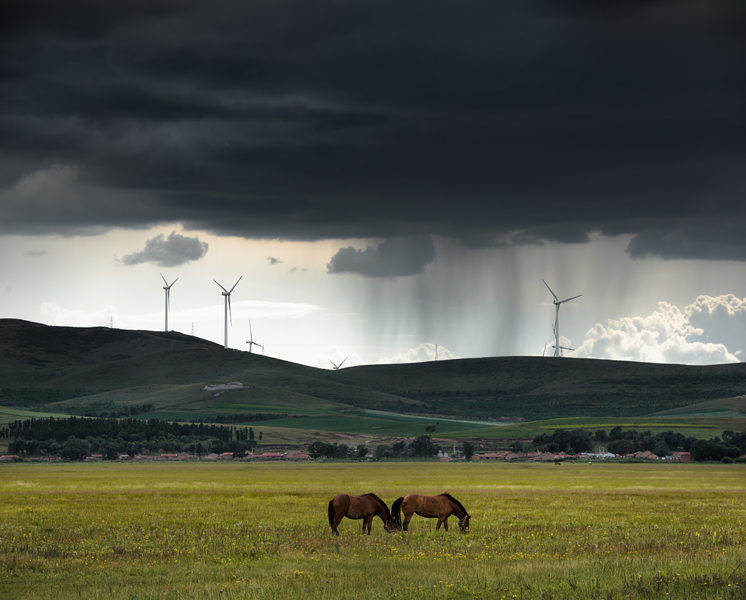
[1,462,744,599]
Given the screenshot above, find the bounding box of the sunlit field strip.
[1,462,744,599]
[0,406,71,426]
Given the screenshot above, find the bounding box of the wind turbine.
[160,273,178,332]
[329,358,347,370]
[543,279,581,357]
[245,321,264,354]
[214,276,242,349]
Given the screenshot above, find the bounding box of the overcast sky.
[1,0,745,368]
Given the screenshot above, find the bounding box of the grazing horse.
[391,493,470,532]
[327,493,397,536]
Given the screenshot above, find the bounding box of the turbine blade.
[160,272,168,286]
[542,280,558,301]
[169,277,179,288]
[339,357,347,368]
[228,295,233,325]
[214,279,228,293]
[329,359,336,368]
[559,294,582,304]
[249,321,253,341]
[229,275,243,294]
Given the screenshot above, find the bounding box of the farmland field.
[1,462,745,599]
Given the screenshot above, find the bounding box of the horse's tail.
[391,497,404,530]
[328,499,335,529]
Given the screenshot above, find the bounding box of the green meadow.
[1,462,744,599]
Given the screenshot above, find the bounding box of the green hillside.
[0,319,420,416]
[336,357,746,419]
[2,319,746,432]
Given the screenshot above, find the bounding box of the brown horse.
[391,493,470,532]
[327,493,397,536]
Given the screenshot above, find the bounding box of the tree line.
[1,416,258,459]
[307,435,458,460]
[532,427,746,461]
[192,413,286,424]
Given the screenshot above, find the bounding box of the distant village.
[1,448,696,463]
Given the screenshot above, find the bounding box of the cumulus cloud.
[40,298,321,330]
[179,299,321,322]
[684,294,746,353]
[380,342,459,364]
[40,302,119,328]
[121,231,208,267]
[575,294,746,365]
[327,236,436,277]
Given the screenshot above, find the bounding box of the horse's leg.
[329,505,340,536]
[364,515,374,534]
[442,516,449,531]
[436,517,444,530]
[332,495,351,536]
[332,512,345,536]
[402,512,412,532]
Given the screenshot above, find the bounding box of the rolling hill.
[1,319,746,428]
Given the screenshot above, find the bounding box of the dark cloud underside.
[1,0,744,259]
[327,236,436,277]
[121,232,208,267]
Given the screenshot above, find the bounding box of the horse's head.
[458,515,471,533]
[383,518,397,533]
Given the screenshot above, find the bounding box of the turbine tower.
[161,273,178,332]
[245,321,264,354]
[214,276,242,349]
[329,358,347,370]
[543,279,581,357]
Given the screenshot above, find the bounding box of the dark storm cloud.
[327,236,436,277]
[1,0,744,260]
[121,232,208,267]
[626,226,746,262]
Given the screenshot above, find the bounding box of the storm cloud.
[327,236,436,277]
[121,232,208,267]
[1,0,744,259]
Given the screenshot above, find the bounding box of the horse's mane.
[440,493,469,516]
[363,492,392,517]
